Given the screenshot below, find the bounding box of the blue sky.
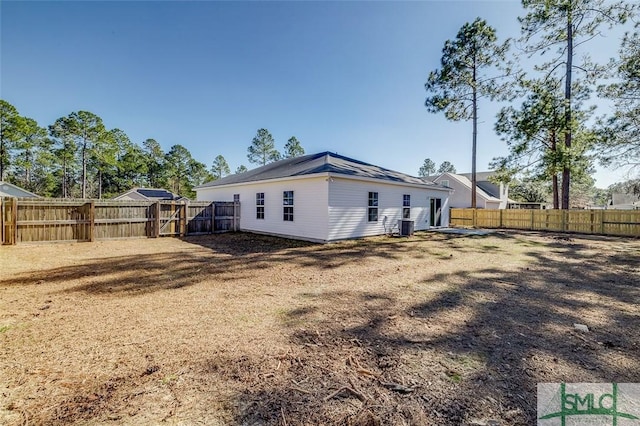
[0,1,631,187]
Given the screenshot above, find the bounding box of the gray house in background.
[0,181,41,198]
[426,172,509,209]
[113,188,187,202]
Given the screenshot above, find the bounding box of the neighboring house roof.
[113,188,184,201]
[428,172,501,203]
[196,152,448,190]
[0,181,41,198]
[459,171,495,182]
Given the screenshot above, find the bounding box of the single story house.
[195,152,452,243]
[113,188,187,202]
[607,193,640,210]
[427,172,509,209]
[0,181,40,198]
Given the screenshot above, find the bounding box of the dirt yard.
[1,230,639,425]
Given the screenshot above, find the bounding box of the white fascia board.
[194,172,330,191]
[194,172,454,193]
[328,173,453,193]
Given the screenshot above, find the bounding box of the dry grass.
[1,230,639,425]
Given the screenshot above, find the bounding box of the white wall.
[196,176,330,242]
[327,178,450,241]
[435,174,499,209]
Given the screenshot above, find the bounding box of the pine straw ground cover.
[0,230,639,425]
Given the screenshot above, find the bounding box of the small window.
[403,194,410,219]
[368,192,378,222]
[233,194,240,202]
[256,192,264,219]
[283,191,294,221]
[441,180,449,188]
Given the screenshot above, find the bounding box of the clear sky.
[0,0,632,187]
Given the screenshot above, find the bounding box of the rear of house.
[196,152,451,243]
[430,172,503,209]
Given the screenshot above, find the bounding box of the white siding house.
[196,152,451,243]
[430,172,504,209]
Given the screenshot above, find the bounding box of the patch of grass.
[445,370,462,382]
[0,325,10,333]
[161,374,177,385]
[275,306,314,327]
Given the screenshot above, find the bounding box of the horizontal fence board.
[1,198,240,244]
[450,208,640,238]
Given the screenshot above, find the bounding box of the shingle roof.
[196,152,445,189]
[427,173,500,202]
[0,181,41,198]
[136,188,179,200]
[114,188,183,201]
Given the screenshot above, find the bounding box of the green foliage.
[437,161,456,174]
[247,128,280,166]
[102,140,149,197]
[283,136,305,158]
[418,158,436,177]
[210,154,231,179]
[49,111,108,198]
[49,116,79,197]
[10,116,49,192]
[425,18,508,207]
[235,165,248,174]
[609,179,640,197]
[425,18,508,120]
[143,138,165,188]
[0,101,213,199]
[518,0,634,208]
[597,22,640,171]
[491,78,593,207]
[509,178,548,203]
[0,100,21,181]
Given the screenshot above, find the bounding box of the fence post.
[170,202,176,234]
[530,209,535,231]
[561,210,567,233]
[88,201,95,242]
[599,210,605,235]
[154,202,161,238]
[180,202,187,236]
[472,208,477,228]
[0,197,4,245]
[499,209,503,228]
[10,197,17,245]
[210,203,215,234]
[233,202,240,231]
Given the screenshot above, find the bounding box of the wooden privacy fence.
[0,198,240,245]
[450,208,640,237]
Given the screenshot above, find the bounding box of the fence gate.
[0,198,240,244]
[214,202,239,232]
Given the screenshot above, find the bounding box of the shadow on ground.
[211,233,640,425]
[2,231,639,425]
[0,231,498,294]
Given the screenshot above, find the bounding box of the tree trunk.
[471,52,478,209]
[82,141,87,199]
[551,129,559,209]
[62,157,68,198]
[562,8,573,210]
[0,138,5,181]
[25,149,32,187]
